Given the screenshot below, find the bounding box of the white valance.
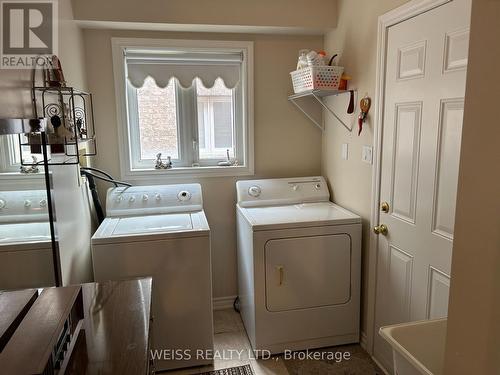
[125,49,242,89]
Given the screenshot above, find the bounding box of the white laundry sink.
[379,318,447,375]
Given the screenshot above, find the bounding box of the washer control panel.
[0,190,49,223]
[236,176,329,207]
[106,184,203,217]
[248,186,262,198]
[177,190,192,201]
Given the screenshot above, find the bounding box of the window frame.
[0,134,21,173]
[112,38,254,181]
[0,134,47,178]
[0,147,46,185]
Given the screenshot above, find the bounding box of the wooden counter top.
[0,278,152,375]
[75,278,152,374]
[0,289,38,352]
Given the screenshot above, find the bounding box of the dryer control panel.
[236,176,330,208]
[106,184,203,217]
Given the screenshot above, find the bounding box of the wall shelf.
[288,89,355,132]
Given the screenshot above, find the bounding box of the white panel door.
[374,0,470,371]
[265,234,351,312]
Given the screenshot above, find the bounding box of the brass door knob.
[380,201,390,213]
[374,224,388,235]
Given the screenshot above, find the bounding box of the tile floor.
[166,309,382,375]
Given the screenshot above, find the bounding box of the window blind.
[125,48,243,89]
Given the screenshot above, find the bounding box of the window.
[136,77,179,161]
[0,134,34,173]
[129,77,237,168]
[196,78,235,160]
[112,38,254,179]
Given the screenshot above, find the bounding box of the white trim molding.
[77,20,328,36]
[213,295,237,311]
[366,0,452,357]
[360,331,368,350]
[111,37,254,181]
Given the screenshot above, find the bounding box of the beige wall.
[58,0,87,90]
[444,0,500,373]
[0,68,31,118]
[72,0,336,30]
[0,0,86,118]
[83,29,323,298]
[321,0,409,335]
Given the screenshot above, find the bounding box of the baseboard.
[360,331,368,350]
[360,331,390,374]
[213,295,237,311]
[371,355,390,375]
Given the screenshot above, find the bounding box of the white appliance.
[236,176,362,354]
[0,190,55,290]
[91,184,213,371]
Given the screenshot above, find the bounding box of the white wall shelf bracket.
[288,89,355,132]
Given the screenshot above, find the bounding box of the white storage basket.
[290,66,344,93]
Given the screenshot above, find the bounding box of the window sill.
[122,165,254,181]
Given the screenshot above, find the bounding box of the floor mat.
[198,364,254,375]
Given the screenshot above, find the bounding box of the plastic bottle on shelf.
[306,50,319,66]
[297,49,309,70]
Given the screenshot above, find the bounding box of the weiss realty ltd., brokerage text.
[150,349,352,362]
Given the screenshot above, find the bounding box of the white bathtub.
[379,318,447,375]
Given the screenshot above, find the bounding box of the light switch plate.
[362,145,373,164]
[341,143,349,160]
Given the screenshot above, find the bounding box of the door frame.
[366,0,453,356]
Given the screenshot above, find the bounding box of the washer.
[236,176,361,354]
[0,190,55,290]
[92,183,213,371]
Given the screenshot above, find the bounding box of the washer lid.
[0,222,51,245]
[238,202,361,230]
[92,211,209,242]
[113,213,193,235]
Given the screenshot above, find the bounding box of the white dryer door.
[265,234,351,312]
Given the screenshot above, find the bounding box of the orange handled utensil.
[358,96,371,136]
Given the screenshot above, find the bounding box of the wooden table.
[0,289,38,352]
[0,278,152,375]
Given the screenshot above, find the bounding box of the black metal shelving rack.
[18,85,97,167]
[15,84,99,286]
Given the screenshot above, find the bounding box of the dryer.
[236,176,361,354]
[91,184,213,371]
